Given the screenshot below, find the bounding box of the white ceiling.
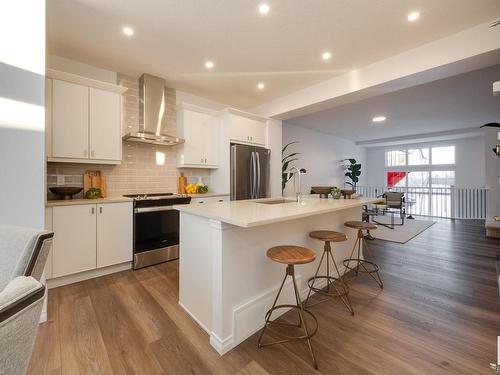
[47,0,500,109]
[287,64,500,142]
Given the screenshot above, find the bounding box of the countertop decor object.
[84,170,107,198]
[310,186,333,198]
[331,187,342,199]
[49,187,83,200]
[341,189,356,199]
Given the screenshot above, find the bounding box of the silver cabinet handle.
[201,158,203,163]
[91,207,95,214]
[99,206,103,214]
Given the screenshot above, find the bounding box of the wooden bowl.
[49,187,83,200]
[311,186,334,198]
[341,189,356,199]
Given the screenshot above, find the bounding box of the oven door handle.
[134,206,177,213]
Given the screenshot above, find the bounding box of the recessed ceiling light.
[372,116,387,123]
[205,61,214,69]
[122,26,134,36]
[407,11,420,22]
[322,51,332,60]
[257,82,265,90]
[259,3,270,15]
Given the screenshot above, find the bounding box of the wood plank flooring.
[28,219,500,374]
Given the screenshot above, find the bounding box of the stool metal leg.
[305,241,354,315]
[258,265,319,369]
[343,229,383,289]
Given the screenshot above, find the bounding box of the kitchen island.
[175,196,379,355]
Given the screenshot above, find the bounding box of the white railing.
[356,185,488,219]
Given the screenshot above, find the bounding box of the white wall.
[364,137,486,188]
[0,1,45,228]
[282,122,366,195]
[484,128,500,219]
[176,90,228,111]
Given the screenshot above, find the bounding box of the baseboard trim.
[46,262,132,289]
[209,332,234,355]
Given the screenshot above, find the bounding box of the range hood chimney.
[122,73,184,146]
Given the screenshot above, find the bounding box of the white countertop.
[46,197,133,207]
[175,196,380,228]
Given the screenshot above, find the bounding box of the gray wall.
[282,122,366,195]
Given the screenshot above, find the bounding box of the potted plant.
[331,186,342,199]
[282,141,300,193]
[342,158,361,196]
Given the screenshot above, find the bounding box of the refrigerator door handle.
[256,151,261,198]
[249,151,255,199]
[231,145,237,200]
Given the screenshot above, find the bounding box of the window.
[432,146,455,165]
[431,171,455,187]
[408,148,429,165]
[386,150,405,167]
[387,172,406,187]
[407,171,430,187]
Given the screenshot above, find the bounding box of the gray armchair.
[0,225,53,375]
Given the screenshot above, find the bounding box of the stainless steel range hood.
[122,73,184,146]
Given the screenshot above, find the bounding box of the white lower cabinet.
[48,202,132,280]
[190,195,230,204]
[96,203,132,268]
[52,204,97,278]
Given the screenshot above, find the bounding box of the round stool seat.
[267,245,316,265]
[344,221,377,230]
[309,230,347,242]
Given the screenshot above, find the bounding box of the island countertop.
[175,196,380,228]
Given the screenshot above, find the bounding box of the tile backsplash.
[46,73,209,199]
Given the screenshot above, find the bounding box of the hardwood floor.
[28,219,500,374]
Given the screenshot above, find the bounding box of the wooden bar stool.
[343,221,383,288]
[305,230,354,315]
[257,245,319,369]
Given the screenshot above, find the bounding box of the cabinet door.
[89,88,121,161]
[44,208,53,279]
[52,204,96,278]
[96,203,132,268]
[182,110,210,165]
[204,116,219,166]
[52,80,89,159]
[228,114,266,145]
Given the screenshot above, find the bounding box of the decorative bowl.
[49,187,83,200]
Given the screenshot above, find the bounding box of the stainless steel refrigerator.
[230,144,271,200]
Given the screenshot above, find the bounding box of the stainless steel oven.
[124,193,191,269]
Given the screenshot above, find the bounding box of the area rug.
[371,216,436,243]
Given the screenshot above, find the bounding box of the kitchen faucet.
[289,167,307,202]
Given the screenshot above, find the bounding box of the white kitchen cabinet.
[96,203,133,268]
[176,103,219,168]
[46,70,126,164]
[52,204,97,278]
[49,202,132,280]
[226,109,267,146]
[90,88,121,161]
[52,80,89,159]
[44,207,53,279]
[190,195,230,204]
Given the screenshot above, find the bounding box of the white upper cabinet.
[46,70,126,164]
[52,80,89,159]
[226,109,267,146]
[89,87,121,161]
[176,103,220,168]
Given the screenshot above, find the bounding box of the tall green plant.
[282,141,300,192]
[343,158,361,190]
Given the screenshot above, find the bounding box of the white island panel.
[178,197,370,354]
